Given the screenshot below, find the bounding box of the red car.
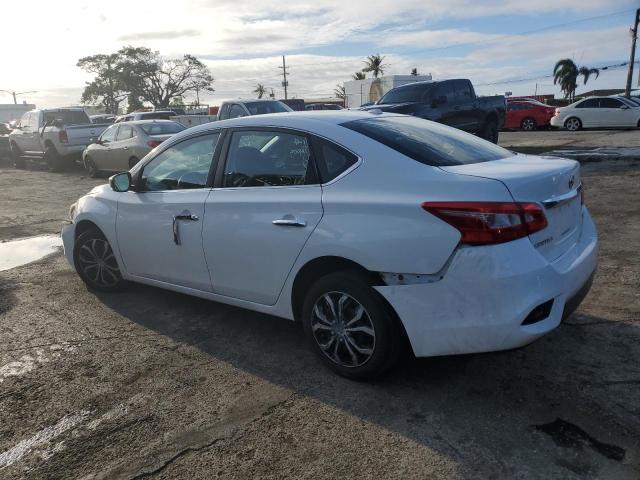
[505,99,555,131]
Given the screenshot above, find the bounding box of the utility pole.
[0,89,37,104]
[624,8,640,97]
[279,55,289,100]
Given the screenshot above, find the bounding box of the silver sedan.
[82,120,185,177]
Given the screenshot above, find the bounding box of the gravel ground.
[0,159,639,479]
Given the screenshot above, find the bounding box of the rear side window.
[244,101,291,115]
[142,112,173,120]
[454,80,473,101]
[434,82,456,104]
[342,116,514,166]
[576,98,599,108]
[140,122,185,135]
[313,139,358,183]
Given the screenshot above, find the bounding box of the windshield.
[140,122,185,135]
[342,116,514,166]
[44,110,90,126]
[244,101,292,115]
[378,84,433,104]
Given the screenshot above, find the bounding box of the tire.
[10,143,25,169]
[128,156,140,169]
[84,156,100,178]
[520,117,536,131]
[480,120,499,143]
[44,145,64,172]
[73,227,125,292]
[301,270,405,380]
[564,117,582,132]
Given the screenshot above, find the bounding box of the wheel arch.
[290,256,380,321]
[74,219,103,239]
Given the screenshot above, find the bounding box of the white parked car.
[62,111,598,379]
[550,96,640,131]
[82,120,185,176]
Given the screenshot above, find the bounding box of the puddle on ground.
[0,235,63,272]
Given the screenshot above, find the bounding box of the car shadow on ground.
[95,280,640,477]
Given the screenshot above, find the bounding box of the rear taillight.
[554,108,560,116]
[421,201,547,245]
[147,140,162,148]
[58,130,68,143]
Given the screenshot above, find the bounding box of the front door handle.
[272,217,306,227]
[173,212,199,245]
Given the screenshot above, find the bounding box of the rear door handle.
[173,212,199,245]
[272,218,306,227]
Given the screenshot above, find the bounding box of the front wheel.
[301,270,405,380]
[480,120,499,143]
[565,117,582,132]
[73,227,125,292]
[128,156,140,169]
[84,156,100,178]
[521,117,536,131]
[10,143,25,169]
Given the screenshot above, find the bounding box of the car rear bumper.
[375,207,598,358]
[550,116,565,127]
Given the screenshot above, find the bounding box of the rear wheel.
[10,143,25,169]
[565,117,582,132]
[84,156,100,178]
[521,117,536,131]
[128,156,140,169]
[44,145,64,172]
[480,120,499,143]
[301,270,404,380]
[73,227,124,292]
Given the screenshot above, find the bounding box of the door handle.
[123,146,128,150]
[173,213,199,245]
[272,218,306,227]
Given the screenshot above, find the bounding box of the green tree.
[553,59,600,102]
[362,54,387,78]
[76,53,128,114]
[352,72,365,80]
[411,68,418,76]
[253,84,267,98]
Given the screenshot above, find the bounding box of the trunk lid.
[440,154,582,261]
[148,134,174,143]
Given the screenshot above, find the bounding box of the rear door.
[203,128,323,305]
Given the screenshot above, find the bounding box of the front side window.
[379,83,432,104]
[454,80,473,100]
[141,133,220,191]
[342,116,514,167]
[599,98,623,109]
[434,82,456,104]
[223,130,314,187]
[100,125,118,143]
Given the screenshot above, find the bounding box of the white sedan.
[551,96,640,131]
[62,111,598,379]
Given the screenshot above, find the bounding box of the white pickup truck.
[9,108,109,171]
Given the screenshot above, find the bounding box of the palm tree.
[553,59,600,102]
[410,68,418,76]
[362,54,387,78]
[334,84,346,107]
[253,83,266,99]
[353,72,365,80]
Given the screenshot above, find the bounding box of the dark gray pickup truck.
[362,79,506,143]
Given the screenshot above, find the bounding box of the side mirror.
[109,172,131,192]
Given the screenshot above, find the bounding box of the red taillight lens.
[147,140,162,148]
[554,108,560,116]
[421,201,547,245]
[58,130,68,143]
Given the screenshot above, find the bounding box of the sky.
[1,0,639,109]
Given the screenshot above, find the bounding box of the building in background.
[0,104,35,123]
[344,75,433,108]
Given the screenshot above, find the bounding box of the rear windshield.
[244,101,292,115]
[378,84,433,104]
[140,122,185,135]
[44,110,90,126]
[342,116,514,166]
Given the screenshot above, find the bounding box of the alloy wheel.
[310,292,376,368]
[565,118,580,131]
[77,238,120,288]
[521,119,536,131]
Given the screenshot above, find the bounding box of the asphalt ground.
[0,155,639,479]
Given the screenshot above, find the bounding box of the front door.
[203,128,323,305]
[92,124,118,170]
[116,132,220,291]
